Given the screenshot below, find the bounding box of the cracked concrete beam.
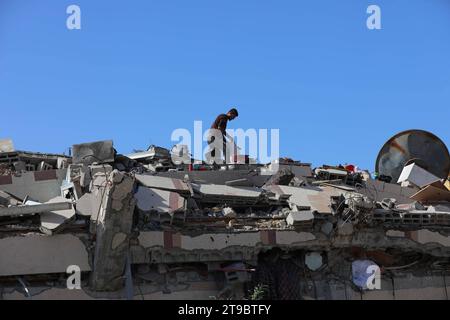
[0,201,73,217]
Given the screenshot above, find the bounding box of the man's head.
[227,108,239,120]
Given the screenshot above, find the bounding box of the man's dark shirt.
[211,114,229,135]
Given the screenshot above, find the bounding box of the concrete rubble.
[0,131,450,300]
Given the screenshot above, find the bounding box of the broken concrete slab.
[411,183,450,202]
[193,184,262,205]
[75,192,97,216]
[135,174,191,196]
[263,168,295,186]
[0,168,68,203]
[286,211,314,226]
[360,179,417,204]
[0,234,90,276]
[135,186,185,213]
[264,185,341,214]
[0,200,73,217]
[72,140,115,165]
[398,163,441,188]
[157,169,271,187]
[40,196,76,232]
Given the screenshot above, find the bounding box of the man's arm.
[216,116,228,134]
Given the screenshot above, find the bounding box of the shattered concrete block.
[265,184,339,214]
[222,207,237,218]
[40,196,76,233]
[135,174,191,196]
[290,177,306,187]
[286,211,314,226]
[75,192,97,216]
[72,140,115,165]
[263,168,295,186]
[397,163,441,188]
[135,186,185,213]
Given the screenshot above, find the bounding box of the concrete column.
[90,170,136,291]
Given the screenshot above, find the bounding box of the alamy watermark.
[366,265,381,290]
[66,5,81,30]
[367,5,381,30]
[66,265,81,290]
[63,5,382,33]
[353,261,381,290]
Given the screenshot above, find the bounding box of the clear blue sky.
[1,0,449,171]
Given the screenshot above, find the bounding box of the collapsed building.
[0,130,449,300]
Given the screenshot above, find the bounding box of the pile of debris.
[0,130,450,300]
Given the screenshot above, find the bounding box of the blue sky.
[0,0,449,171]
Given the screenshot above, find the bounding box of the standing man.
[207,108,239,164]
